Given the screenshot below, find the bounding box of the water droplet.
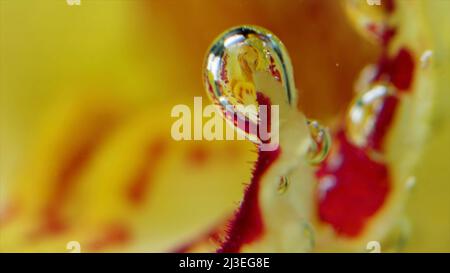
[420,50,433,69]
[344,0,390,43]
[318,175,336,200]
[346,83,396,147]
[366,241,381,253]
[204,26,332,160]
[203,25,296,142]
[405,176,416,191]
[306,120,331,165]
[396,216,412,250]
[277,176,289,194]
[354,64,378,93]
[382,216,411,251]
[302,221,315,251]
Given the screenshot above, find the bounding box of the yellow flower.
[1,0,449,252]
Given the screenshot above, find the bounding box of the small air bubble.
[277,176,289,194]
[420,50,433,69]
[306,120,331,165]
[405,176,416,191]
[203,25,296,143]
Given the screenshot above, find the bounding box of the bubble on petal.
[203,25,296,143]
[346,83,397,148]
[306,120,331,165]
[277,176,289,194]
